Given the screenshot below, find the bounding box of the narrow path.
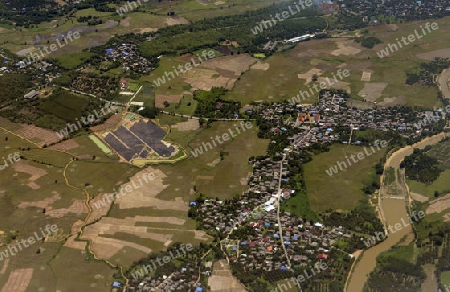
[276,155,291,270]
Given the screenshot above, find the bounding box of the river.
[346,132,450,292]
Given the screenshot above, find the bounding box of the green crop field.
[39,91,89,122]
[304,144,387,211]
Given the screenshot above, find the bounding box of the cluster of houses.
[340,0,450,20]
[191,153,351,275]
[225,212,348,272]
[127,262,207,292]
[105,43,153,74]
[257,91,447,149]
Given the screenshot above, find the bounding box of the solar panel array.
[104,120,175,161]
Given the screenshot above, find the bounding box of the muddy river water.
[346,132,450,292]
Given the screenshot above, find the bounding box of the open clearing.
[1,268,34,292]
[304,144,387,211]
[416,48,450,60]
[358,82,388,102]
[426,193,450,215]
[208,260,246,292]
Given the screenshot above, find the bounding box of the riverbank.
[346,132,450,292]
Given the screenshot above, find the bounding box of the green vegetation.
[355,36,382,49]
[406,57,450,86]
[50,51,96,70]
[303,144,387,211]
[194,87,241,119]
[403,148,443,184]
[366,244,426,291]
[39,91,89,122]
[0,73,32,103]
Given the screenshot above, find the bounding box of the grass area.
[89,134,112,154]
[157,115,188,127]
[253,53,266,58]
[0,129,115,290]
[383,167,396,186]
[303,144,387,211]
[39,91,89,122]
[131,83,155,107]
[441,270,450,288]
[156,121,268,201]
[282,192,317,221]
[378,243,416,264]
[50,246,114,291]
[140,55,192,96]
[221,17,450,107]
[75,8,113,18]
[163,94,198,116]
[427,138,450,169]
[51,51,96,69]
[407,169,450,198]
[65,160,138,197]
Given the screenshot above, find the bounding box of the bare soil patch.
[166,16,189,26]
[341,61,372,71]
[1,268,34,292]
[64,220,87,250]
[426,193,450,214]
[0,259,9,275]
[251,61,270,71]
[90,113,122,132]
[13,160,48,182]
[155,93,184,108]
[88,193,113,224]
[416,48,450,61]
[358,82,388,102]
[361,71,372,82]
[172,119,200,131]
[410,192,429,203]
[15,124,61,147]
[438,68,450,99]
[317,76,351,92]
[201,54,256,76]
[48,139,79,151]
[45,199,88,218]
[120,16,130,27]
[115,168,188,211]
[180,54,257,91]
[175,53,194,63]
[139,27,158,34]
[378,96,407,106]
[330,39,362,56]
[208,260,246,292]
[18,193,60,210]
[298,68,323,84]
